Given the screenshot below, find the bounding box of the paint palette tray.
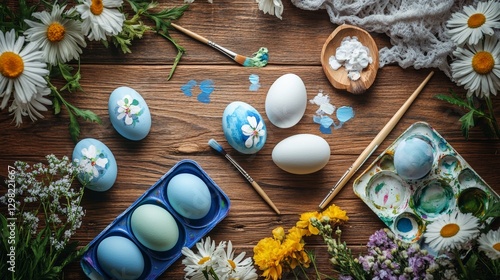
[80,159,230,280]
[353,122,499,244]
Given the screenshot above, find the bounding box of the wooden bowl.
[321,24,379,94]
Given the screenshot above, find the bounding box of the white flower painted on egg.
[116,95,143,126]
[241,116,265,148]
[79,145,108,181]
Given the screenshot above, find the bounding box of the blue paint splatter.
[313,115,334,134]
[181,80,197,97]
[249,74,261,91]
[337,106,354,123]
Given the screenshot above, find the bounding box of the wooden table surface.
[1,1,499,279]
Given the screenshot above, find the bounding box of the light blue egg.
[73,138,117,192]
[222,101,267,154]
[97,236,145,280]
[108,86,151,141]
[394,136,434,180]
[167,173,211,220]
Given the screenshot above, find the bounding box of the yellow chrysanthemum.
[296,211,321,235]
[321,204,349,224]
[253,237,284,280]
[272,226,285,241]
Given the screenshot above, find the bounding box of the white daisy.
[478,229,500,260]
[9,86,52,126]
[76,0,125,41]
[181,237,224,279]
[257,0,284,20]
[217,240,258,280]
[24,4,87,66]
[0,29,49,108]
[450,35,500,98]
[446,1,500,46]
[423,211,480,253]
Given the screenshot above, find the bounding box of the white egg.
[265,73,307,128]
[272,134,331,174]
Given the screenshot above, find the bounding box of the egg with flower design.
[222,101,267,154]
[108,86,152,141]
[72,138,117,192]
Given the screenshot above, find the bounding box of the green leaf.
[53,95,61,115]
[459,111,475,139]
[68,111,81,143]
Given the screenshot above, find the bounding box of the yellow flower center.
[47,22,65,42]
[440,223,460,238]
[467,13,486,28]
[0,52,24,79]
[228,259,236,270]
[472,51,494,75]
[90,0,104,15]
[198,256,210,265]
[493,242,500,251]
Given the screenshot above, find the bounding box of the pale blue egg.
[166,173,212,220]
[108,86,151,141]
[97,236,145,280]
[130,204,179,251]
[73,138,117,192]
[394,136,434,180]
[222,101,267,154]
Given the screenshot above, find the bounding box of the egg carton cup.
[81,159,231,280]
[353,122,499,244]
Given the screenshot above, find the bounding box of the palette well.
[80,159,230,280]
[353,122,499,244]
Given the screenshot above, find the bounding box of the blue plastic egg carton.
[353,122,499,244]
[81,159,231,280]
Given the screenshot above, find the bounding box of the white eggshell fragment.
[272,134,331,174]
[167,173,212,219]
[97,236,145,280]
[108,86,152,141]
[130,204,179,251]
[394,136,434,180]
[222,101,267,154]
[265,73,307,128]
[73,138,117,192]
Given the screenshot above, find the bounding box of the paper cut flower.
[116,95,142,126]
[242,116,265,148]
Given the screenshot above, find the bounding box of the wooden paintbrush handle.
[171,23,209,44]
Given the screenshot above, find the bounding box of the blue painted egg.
[97,236,145,280]
[108,86,151,141]
[222,101,267,154]
[394,136,434,180]
[166,173,212,220]
[73,138,117,192]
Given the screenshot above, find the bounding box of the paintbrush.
[171,23,268,67]
[318,71,435,209]
[208,139,280,214]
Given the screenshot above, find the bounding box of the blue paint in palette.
[397,217,413,233]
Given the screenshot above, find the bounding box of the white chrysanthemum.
[423,211,480,253]
[446,1,500,46]
[0,29,49,110]
[181,237,224,279]
[257,0,284,20]
[478,229,500,260]
[76,0,125,41]
[24,4,87,65]
[217,240,258,280]
[9,86,52,126]
[451,35,500,98]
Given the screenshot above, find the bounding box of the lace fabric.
[291,0,480,77]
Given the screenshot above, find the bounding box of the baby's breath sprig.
[0,155,87,280]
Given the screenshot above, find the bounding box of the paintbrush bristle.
[208,139,226,155]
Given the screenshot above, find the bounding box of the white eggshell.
[108,86,151,141]
[130,204,179,251]
[265,73,307,128]
[272,134,331,174]
[73,138,117,192]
